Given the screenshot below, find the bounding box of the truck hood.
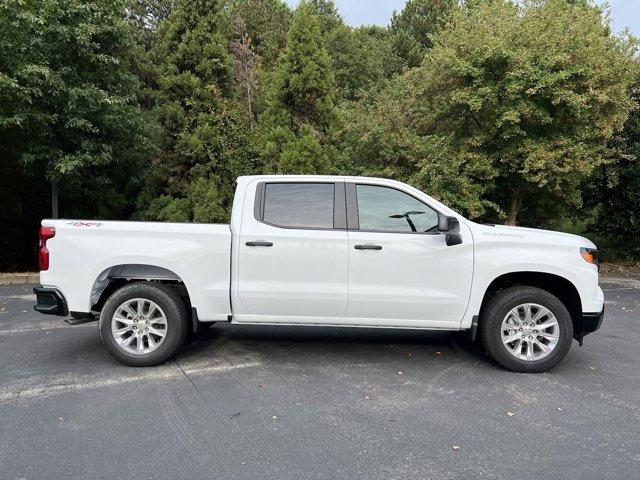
[470,223,597,249]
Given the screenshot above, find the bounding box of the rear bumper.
[574,305,605,346]
[33,286,68,316]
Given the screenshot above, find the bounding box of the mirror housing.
[437,215,462,246]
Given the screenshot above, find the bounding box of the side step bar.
[65,312,98,326]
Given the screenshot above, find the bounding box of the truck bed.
[39,220,232,321]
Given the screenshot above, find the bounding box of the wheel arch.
[478,271,582,332]
[90,264,190,314]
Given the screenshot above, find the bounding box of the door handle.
[246,241,273,247]
[354,244,382,251]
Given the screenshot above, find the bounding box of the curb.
[0,272,39,285]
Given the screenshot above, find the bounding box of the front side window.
[356,184,438,233]
[262,183,335,229]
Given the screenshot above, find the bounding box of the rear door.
[235,180,349,320]
[345,182,473,326]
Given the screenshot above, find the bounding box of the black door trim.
[345,182,359,230]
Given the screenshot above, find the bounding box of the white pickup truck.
[34,175,604,372]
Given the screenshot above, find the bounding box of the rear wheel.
[480,286,573,373]
[99,283,189,367]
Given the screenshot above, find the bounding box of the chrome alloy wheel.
[111,298,168,355]
[501,303,560,361]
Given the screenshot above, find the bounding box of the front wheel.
[99,283,189,367]
[480,286,573,373]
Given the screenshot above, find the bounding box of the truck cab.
[231,176,473,330]
[34,175,605,372]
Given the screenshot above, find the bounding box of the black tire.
[480,286,573,373]
[99,283,189,367]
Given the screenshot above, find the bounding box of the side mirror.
[438,215,463,246]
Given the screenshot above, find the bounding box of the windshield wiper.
[388,211,426,232]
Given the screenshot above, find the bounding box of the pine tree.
[225,0,291,67]
[273,2,336,131]
[391,0,457,68]
[258,1,337,174]
[137,0,259,222]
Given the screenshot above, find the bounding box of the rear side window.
[262,183,335,229]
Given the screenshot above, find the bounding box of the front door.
[346,183,473,326]
[236,181,349,320]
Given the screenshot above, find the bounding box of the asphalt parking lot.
[1,276,639,480]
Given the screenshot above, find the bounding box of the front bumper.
[574,305,605,346]
[33,286,68,316]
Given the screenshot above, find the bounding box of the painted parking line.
[0,294,37,300]
[0,322,95,336]
[0,361,261,402]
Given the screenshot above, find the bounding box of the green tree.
[403,0,638,224]
[223,1,291,127]
[224,0,291,67]
[391,0,457,68]
[0,0,148,269]
[301,1,401,101]
[593,79,640,258]
[137,0,259,223]
[337,82,494,217]
[127,0,176,48]
[325,25,402,101]
[258,1,337,174]
[306,0,342,35]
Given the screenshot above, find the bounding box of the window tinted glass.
[356,185,438,233]
[263,183,334,229]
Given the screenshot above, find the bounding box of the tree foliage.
[258,1,337,174]
[0,0,147,269]
[593,80,640,258]
[0,0,145,180]
[391,0,457,68]
[136,0,259,222]
[338,83,494,217]
[401,0,638,224]
[224,0,291,67]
